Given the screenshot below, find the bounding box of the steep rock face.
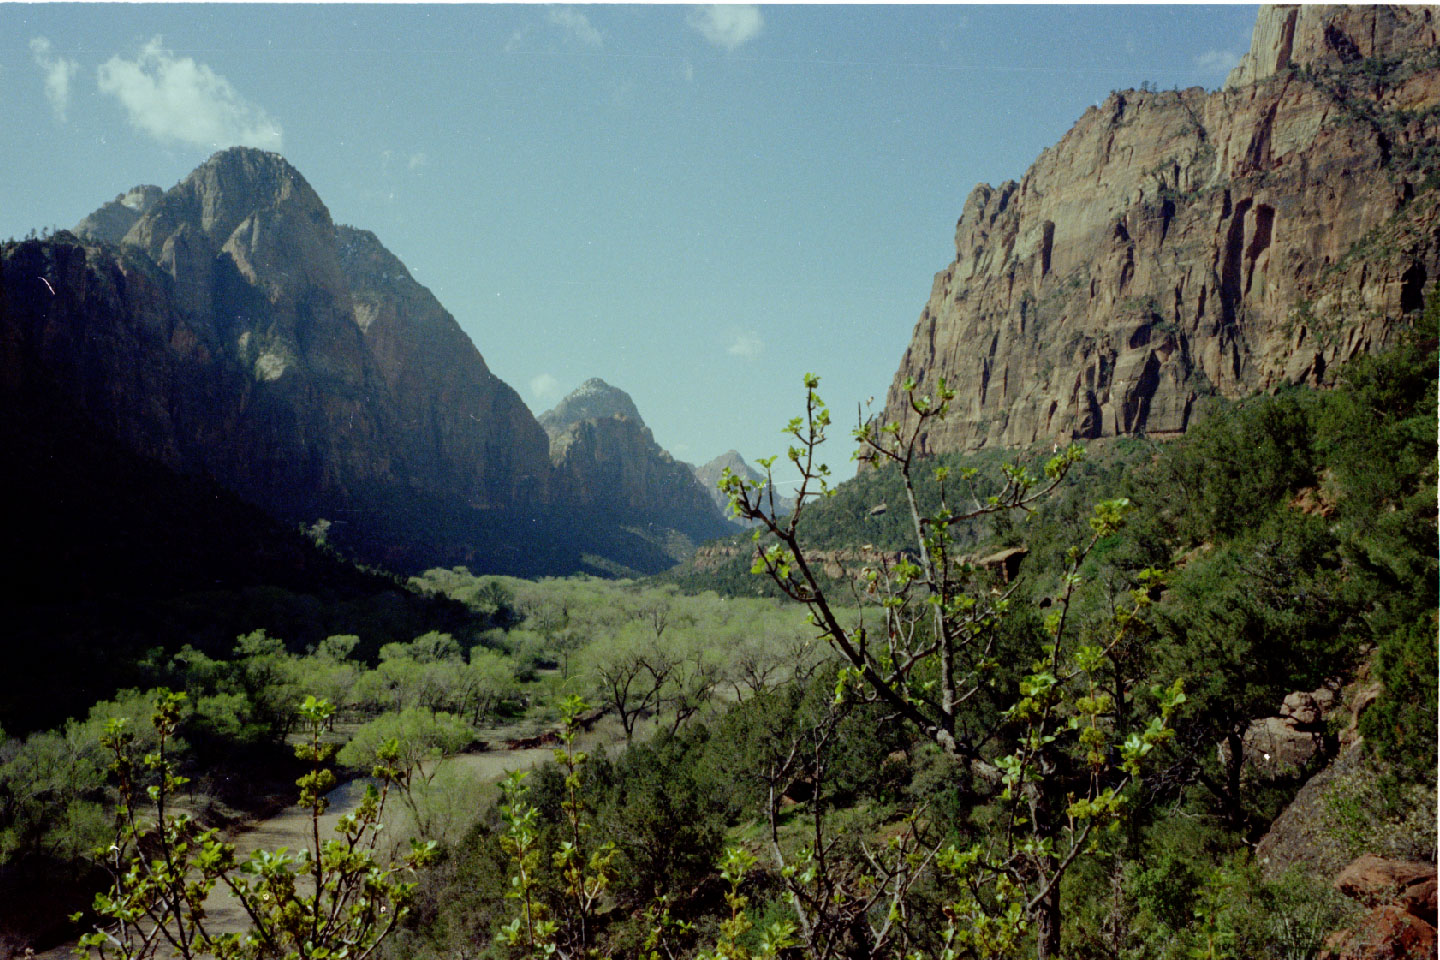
[9,147,556,568]
[336,225,552,507]
[882,4,1440,454]
[539,377,643,432]
[106,151,404,512]
[1226,4,1440,89]
[543,380,734,543]
[9,148,731,574]
[0,234,259,480]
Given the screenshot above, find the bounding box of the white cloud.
[97,37,282,150]
[688,5,763,52]
[727,332,763,359]
[31,37,79,123]
[1196,49,1243,74]
[407,152,427,170]
[548,8,603,48]
[530,373,562,402]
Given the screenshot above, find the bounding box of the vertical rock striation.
[881,4,1439,455]
[48,147,556,526]
[336,225,552,509]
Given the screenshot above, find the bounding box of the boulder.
[1334,856,1437,909]
[1320,905,1438,960]
[1282,690,1323,726]
[1401,876,1438,927]
[1241,715,1326,768]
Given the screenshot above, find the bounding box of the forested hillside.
[2,298,1432,960]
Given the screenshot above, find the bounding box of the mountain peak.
[690,449,794,523]
[175,147,328,233]
[538,378,644,435]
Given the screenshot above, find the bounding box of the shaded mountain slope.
[0,325,470,733]
[0,148,732,578]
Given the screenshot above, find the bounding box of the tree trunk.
[1224,728,1246,831]
[1036,879,1062,960]
[1029,774,1064,960]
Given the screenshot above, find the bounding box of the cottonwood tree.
[720,376,1182,960]
[336,706,474,838]
[656,637,723,737]
[581,629,674,743]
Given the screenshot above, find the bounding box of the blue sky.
[1,4,1259,487]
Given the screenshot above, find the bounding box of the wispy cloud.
[727,332,763,359]
[504,26,531,54]
[548,8,603,48]
[688,5,763,52]
[31,37,79,123]
[97,37,282,150]
[381,149,428,178]
[530,373,562,403]
[1196,48,1242,74]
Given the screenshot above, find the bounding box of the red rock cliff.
[881,5,1439,454]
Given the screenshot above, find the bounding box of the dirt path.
[41,743,558,960]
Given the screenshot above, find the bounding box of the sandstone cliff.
[882,4,1439,454]
[336,225,552,508]
[539,377,644,432]
[542,379,735,545]
[73,185,163,244]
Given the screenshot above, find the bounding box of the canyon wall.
[881,5,1439,454]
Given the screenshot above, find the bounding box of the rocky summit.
[542,379,735,547]
[881,4,1439,455]
[538,377,645,434]
[0,148,723,575]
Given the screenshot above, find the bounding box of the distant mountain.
[538,377,644,433]
[542,379,736,550]
[690,450,795,523]
[1,147,728,578]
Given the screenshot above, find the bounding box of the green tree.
[1151,506,1354,832]
[721,376,1182,960]
[1317,294,1438,780]
[336,707,474,838]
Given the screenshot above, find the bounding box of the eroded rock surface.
[882,4,1440,455]
[50,148,553,527]
[3,148,713,573]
